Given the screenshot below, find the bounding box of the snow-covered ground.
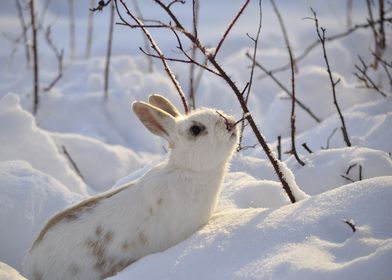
[0,0,391,279]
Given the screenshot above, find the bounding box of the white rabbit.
[23,94,239,280]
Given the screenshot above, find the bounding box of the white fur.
[23,95,239,280]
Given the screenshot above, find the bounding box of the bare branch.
[238,0,262,151]
[213,0,250,58]
[259,16,392,79]
[311,8,351,147]
[29,0,39,115]
[246,53,322,123]
[271,0,304,166]
[132,0,154,72]
[355,55,388,97]
[44,26,64,92]
[15,0,31,67]
[116,0,189,114]
[62,145,85,181]
[302,143,313,154]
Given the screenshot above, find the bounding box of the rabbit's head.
[132,95,239,171]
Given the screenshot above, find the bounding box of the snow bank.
[0,262,27,280]
[0,161,83,271]
[110,176,392,280]
[51,132,148,192]
[287,147,392,195]
[0,94,88,195]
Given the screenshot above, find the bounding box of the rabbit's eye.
[190,125,202,136]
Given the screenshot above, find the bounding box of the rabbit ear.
[132,101,176,141]
[148,94,181,118]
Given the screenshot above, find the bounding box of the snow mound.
[0,262,27,280]
[110,176,392,280]
[51,132,147,192]
[220,172,290,209]
[287,147,392,195]
[0,94,88,195]
[0,160,83,271]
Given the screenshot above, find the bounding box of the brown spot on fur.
[157,197,162,205]
[31,183,134,249]
[138,231,147,246]
[69,264,80,276]
[33,270,43,280]
[101,258,135,278]
[86,228,134,278]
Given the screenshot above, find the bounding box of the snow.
[0,262,27,280]
[0,0,391,279]
[109,176,392,280]
[0,160,83,271]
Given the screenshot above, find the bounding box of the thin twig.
[271,0,304,166]
[343,219,356,232]
[259,16,392,79]
[132,0,154,72]
[277,135,282,160]
[62,145,85,181]
[355,55,388,97]
[44,26,64,91]
[246,53,321,123]
[15,0,31,67]
[238,0,262,151]
[29,0,39,115]
[311,8,351,147]
[322,127,339,149]
[341,174,355,183]
[345,163,357,175]
[302,143,313,154]
[188,0,199,109]
[213,0,251,58]
[116,0,189,114]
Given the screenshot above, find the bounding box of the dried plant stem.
[104,1,115,100]
[312,8,351,147]
[29,0,39,115]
